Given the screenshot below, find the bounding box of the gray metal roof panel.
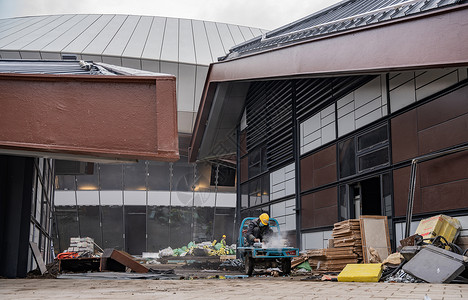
[178,19,196,64]
[141,16,166,60]
[160,17,179,62]
[121,16,153,58]
[61,14,114,54]
[102,15,140,56]
[20,15,87,52]
[40,14,101,52]
[0,16,53,45]
[223,0,462,60]
[4,15,74,51]
[82,14,127,55]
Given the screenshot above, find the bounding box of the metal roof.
[222,0,464,60]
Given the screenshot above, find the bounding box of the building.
[0,59,178,277]
[0,15,268,257]
[190,0,468,249]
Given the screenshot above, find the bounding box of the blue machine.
[237,217,299,276]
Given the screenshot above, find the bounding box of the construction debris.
[337,263,383,282]
[101,248,150,273]
[305,219,363,272]
[67,237,96,254]
[402,244,466,283]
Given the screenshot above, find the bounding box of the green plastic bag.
[214,243,223,250]
[296,260,312,271]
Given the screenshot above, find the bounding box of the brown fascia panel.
[0,73,179,162]
[189,5,468,162]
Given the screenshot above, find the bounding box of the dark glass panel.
[99,164,123,190]
[195,162,212,192]
[169,207,192,248]
[76,164,98,190]
[339,137,356,178]
[54,206,79,252]
[359,148,389,171]
[147,206,170,251]
[248,148,261,178]
[172,159,194,192]
[193,207,214,242]
[124,161,147,191]
[77,206,101,247]
[147,161,170,190]
[357,125,388,151]
[213,208,235,245]
[339,185,349,221]
[249,178,261,207]
[101,206,124,250]
[261,174,270,204]
[55,175,75,191]
[125,206,146,254]
[210,164,236,187]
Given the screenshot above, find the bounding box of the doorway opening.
[349,176,382,218]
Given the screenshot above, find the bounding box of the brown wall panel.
[301,187,337,229]
[417,85,468,131]
[313,164,337,188]
[391,109,419,163]
[421,180,468,212]
[0,74,178,161]
[313,144,336,169]
[300,144,336,192]
[314,206,338,228]
[393,167,421,217]
[419,152,468,187]
[418,114,468,155]
[300,154,314,191]
[301,193,315,229]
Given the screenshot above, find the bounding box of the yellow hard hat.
[222,235,226,238]
[259,213,269,225]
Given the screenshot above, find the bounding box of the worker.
[221,234,227,247]
[246,213,273,245]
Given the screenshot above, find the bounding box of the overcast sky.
[0,0,343,30]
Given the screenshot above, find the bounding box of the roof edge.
[189,4,468,162]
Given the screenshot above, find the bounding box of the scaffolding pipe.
[405,144,468,238]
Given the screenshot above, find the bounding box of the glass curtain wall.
[54,157,236,254]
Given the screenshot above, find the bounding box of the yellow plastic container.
[415,215,461,243]
[337,263,382,282]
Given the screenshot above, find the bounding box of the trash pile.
[56,237,103,259]
[158,240,236,258]
[293,214,468,284]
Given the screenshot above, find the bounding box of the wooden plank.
[101,248,149,273]
[29,241,47,275]
[360,215,391,263]
[291,256,307,268]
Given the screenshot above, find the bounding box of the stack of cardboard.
[305,219,363,272]
[68,237,94,254]
[332,219,363,259]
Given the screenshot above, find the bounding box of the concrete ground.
[1,278,467,299]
